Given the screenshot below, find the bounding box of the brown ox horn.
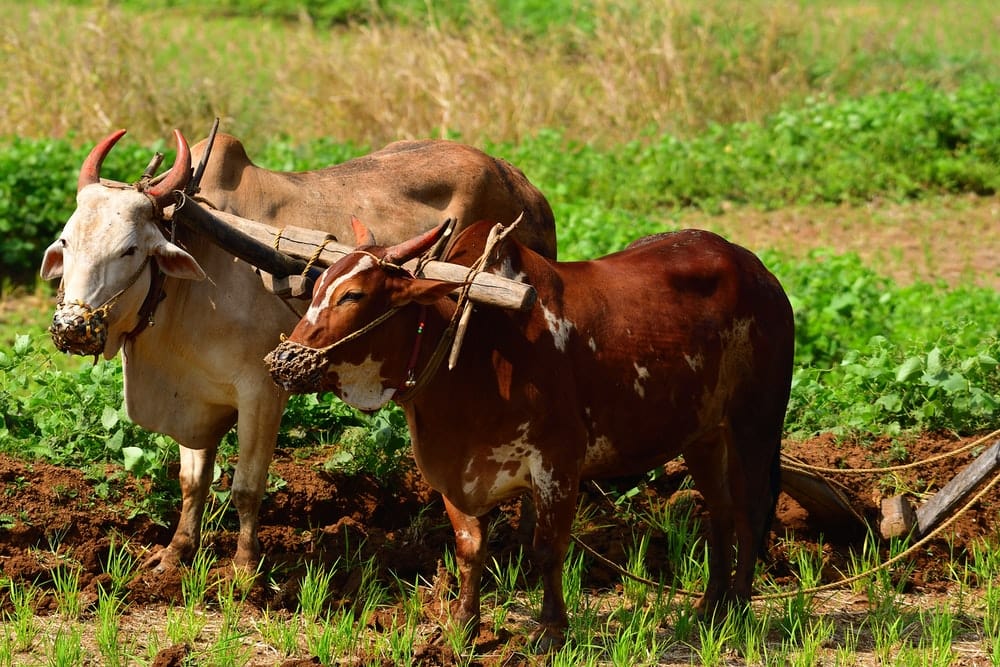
[384,221,451,264]
[78,128,127,192]
[145,129,191,209]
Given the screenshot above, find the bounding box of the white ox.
[40,129,556,574]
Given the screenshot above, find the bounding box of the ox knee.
[229,484,264,568]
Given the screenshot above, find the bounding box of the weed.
[103,536,140,597]
[298,560,339,623]
[95,587,130,667]
[255,609,301,658]
[165,605,207,646]
[181,548,216,609]
[48,624,83,666]
[50,564,82,620]
[3,579,39,653]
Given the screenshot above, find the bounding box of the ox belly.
[409,415,588,519]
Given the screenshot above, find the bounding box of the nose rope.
[50,256,153,358]
[57,255,152,320]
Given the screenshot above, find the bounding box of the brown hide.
[269,221,794,647]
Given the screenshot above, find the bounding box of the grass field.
[3,1,1000,149]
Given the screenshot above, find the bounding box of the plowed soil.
[0,428,998,665]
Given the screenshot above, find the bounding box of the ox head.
[265,218,460,410]
[40,129,206,359]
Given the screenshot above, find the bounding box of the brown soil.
[0,429,998,665]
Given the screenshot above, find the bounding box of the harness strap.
[124,258,166,343]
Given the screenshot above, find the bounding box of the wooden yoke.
[168,193,537,311]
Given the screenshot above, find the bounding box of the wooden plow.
[879,437,1000,540]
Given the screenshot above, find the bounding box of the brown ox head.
[266,218,460,410]
[40,129,206,359]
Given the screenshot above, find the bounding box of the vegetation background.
[1,1,999,665]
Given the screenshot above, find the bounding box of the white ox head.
[40,129,206,359]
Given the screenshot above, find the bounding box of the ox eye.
[337,291,365,306]
[121,246,138,258]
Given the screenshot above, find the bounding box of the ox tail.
[762,439,782,560]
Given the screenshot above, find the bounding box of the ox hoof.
[142,546,185,575]
[447,603,480,646]
[694,592,750,625]
[527,625,566,654]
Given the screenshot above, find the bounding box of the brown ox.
[266,219,795,647]
[39,129,555,575]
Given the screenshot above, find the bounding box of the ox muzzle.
[265,339,334,394]
[49,300,110,357]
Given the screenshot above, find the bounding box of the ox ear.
[153,241,207,281]
[351,216,376,247]
[40,240,65,280]
[392,278,463,306]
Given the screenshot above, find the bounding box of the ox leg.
[442,497,489,642]
[684,437,737,620]
[229,396,285,572]
[731,425,781,603]
[144,443,218,573]
[528,472,578,652]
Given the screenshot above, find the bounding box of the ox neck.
[123,258,166,344]
[391,298,460,403]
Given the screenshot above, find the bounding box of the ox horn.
[78,128,127,192]
[145,129,192,209]
[384,221,451,264]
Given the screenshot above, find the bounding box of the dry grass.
[677,195,1000,290]
[2,1,998,149]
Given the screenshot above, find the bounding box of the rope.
[301,238,334,277]
[573,434,1000,602]
[781,427,1000,476]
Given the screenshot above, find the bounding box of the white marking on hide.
[463,423,532,499]
[542,306,575,352]
[633,362,650,398]
[496,258,527,283]
[684,353,704,372]
[588,337,597,353]
[330,353,393,411]
[530,456,563,508]
[585,435,616,468]
[697,317,756,426]
[306,255,374,325]
[455,529,479,550]
[461,422,567,508]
